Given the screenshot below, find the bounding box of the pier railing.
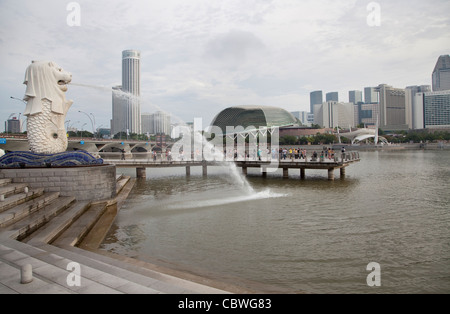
[100,151,360,165]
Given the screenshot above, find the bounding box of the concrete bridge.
[104,152,360,181]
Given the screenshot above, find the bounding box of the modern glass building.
[310,91,323,114]
[364,87,379,104]
[432,55,450,92]
[405,85,431,129]
[349,90,363,104]
[326,92,339,102]
[210,106,298,134]
[424,91,450,128]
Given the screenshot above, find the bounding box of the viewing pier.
[104,151,360,181]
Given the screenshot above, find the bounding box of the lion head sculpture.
[23,61,73,116]
[22,61,73,154]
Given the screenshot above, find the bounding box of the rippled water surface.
[102,150,450,293]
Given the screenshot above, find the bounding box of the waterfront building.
[326,92,339,102]
[432,55,450,92]
[375,84,407,130]
[310,91,323,114]
[210,105,298,133]
[423,91,450,129]
[409,90,450,129]
[364,87,379,104]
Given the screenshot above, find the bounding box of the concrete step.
[0,188,45,214]
[78,201,117,251]
[8,196,76,242]
[27,201,90,246]
[0,240,161,294]
[0,192,60,228]
[52,202,107,247]
[0,183,29,198]
[116,176,130,195]
[0,178,12,187]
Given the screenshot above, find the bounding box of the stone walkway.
[0,176,231,294]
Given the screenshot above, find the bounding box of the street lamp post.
[81,123,87,139]
[90,113,96,139]
[78,110,95,138]
[10,97,27,133]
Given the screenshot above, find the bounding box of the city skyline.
[0,0,449,131]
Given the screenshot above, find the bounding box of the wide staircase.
[0,176,229,294]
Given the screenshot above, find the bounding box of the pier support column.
[340,167,346,179]
[262,167,267,178]
[328,168,335,181]
[242,167,247,176]
[300,168,305,179]
[186,166,191,177]
[136,167,146,179]
[283,168,289,179]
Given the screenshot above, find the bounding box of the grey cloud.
[204,30,266,66]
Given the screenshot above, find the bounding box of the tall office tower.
[141,112,154,135]
[141,111,172,135]
[376,84,407,130]
[364,87,379,104]
[432,55,450,91]
[153,111,171,135]
[424,91,450,128]
[326,92,339,102]
[313,101,355,129]
[349,90,363,104]
[405,85,431,129]
[310,91,323,114]
[122,49,141,134]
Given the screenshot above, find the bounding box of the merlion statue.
[23,61,73,154]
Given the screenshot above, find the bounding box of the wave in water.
[168,189,287,210]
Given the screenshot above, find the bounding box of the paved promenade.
[0,176,232,294]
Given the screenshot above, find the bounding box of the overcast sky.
[0,0,449,132]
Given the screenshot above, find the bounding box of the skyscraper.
[122,50,141,134]
[313,101,355,129]
[310,91,323,114]
[111,50,141,136]
[364,87,379,104]
[432,55,450,92]
[326,92,339,102]
[349,90,363,104]
[376,84,406,129]
[423,91,450,128]
[405,85,431,129]
[141,111,171,135]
